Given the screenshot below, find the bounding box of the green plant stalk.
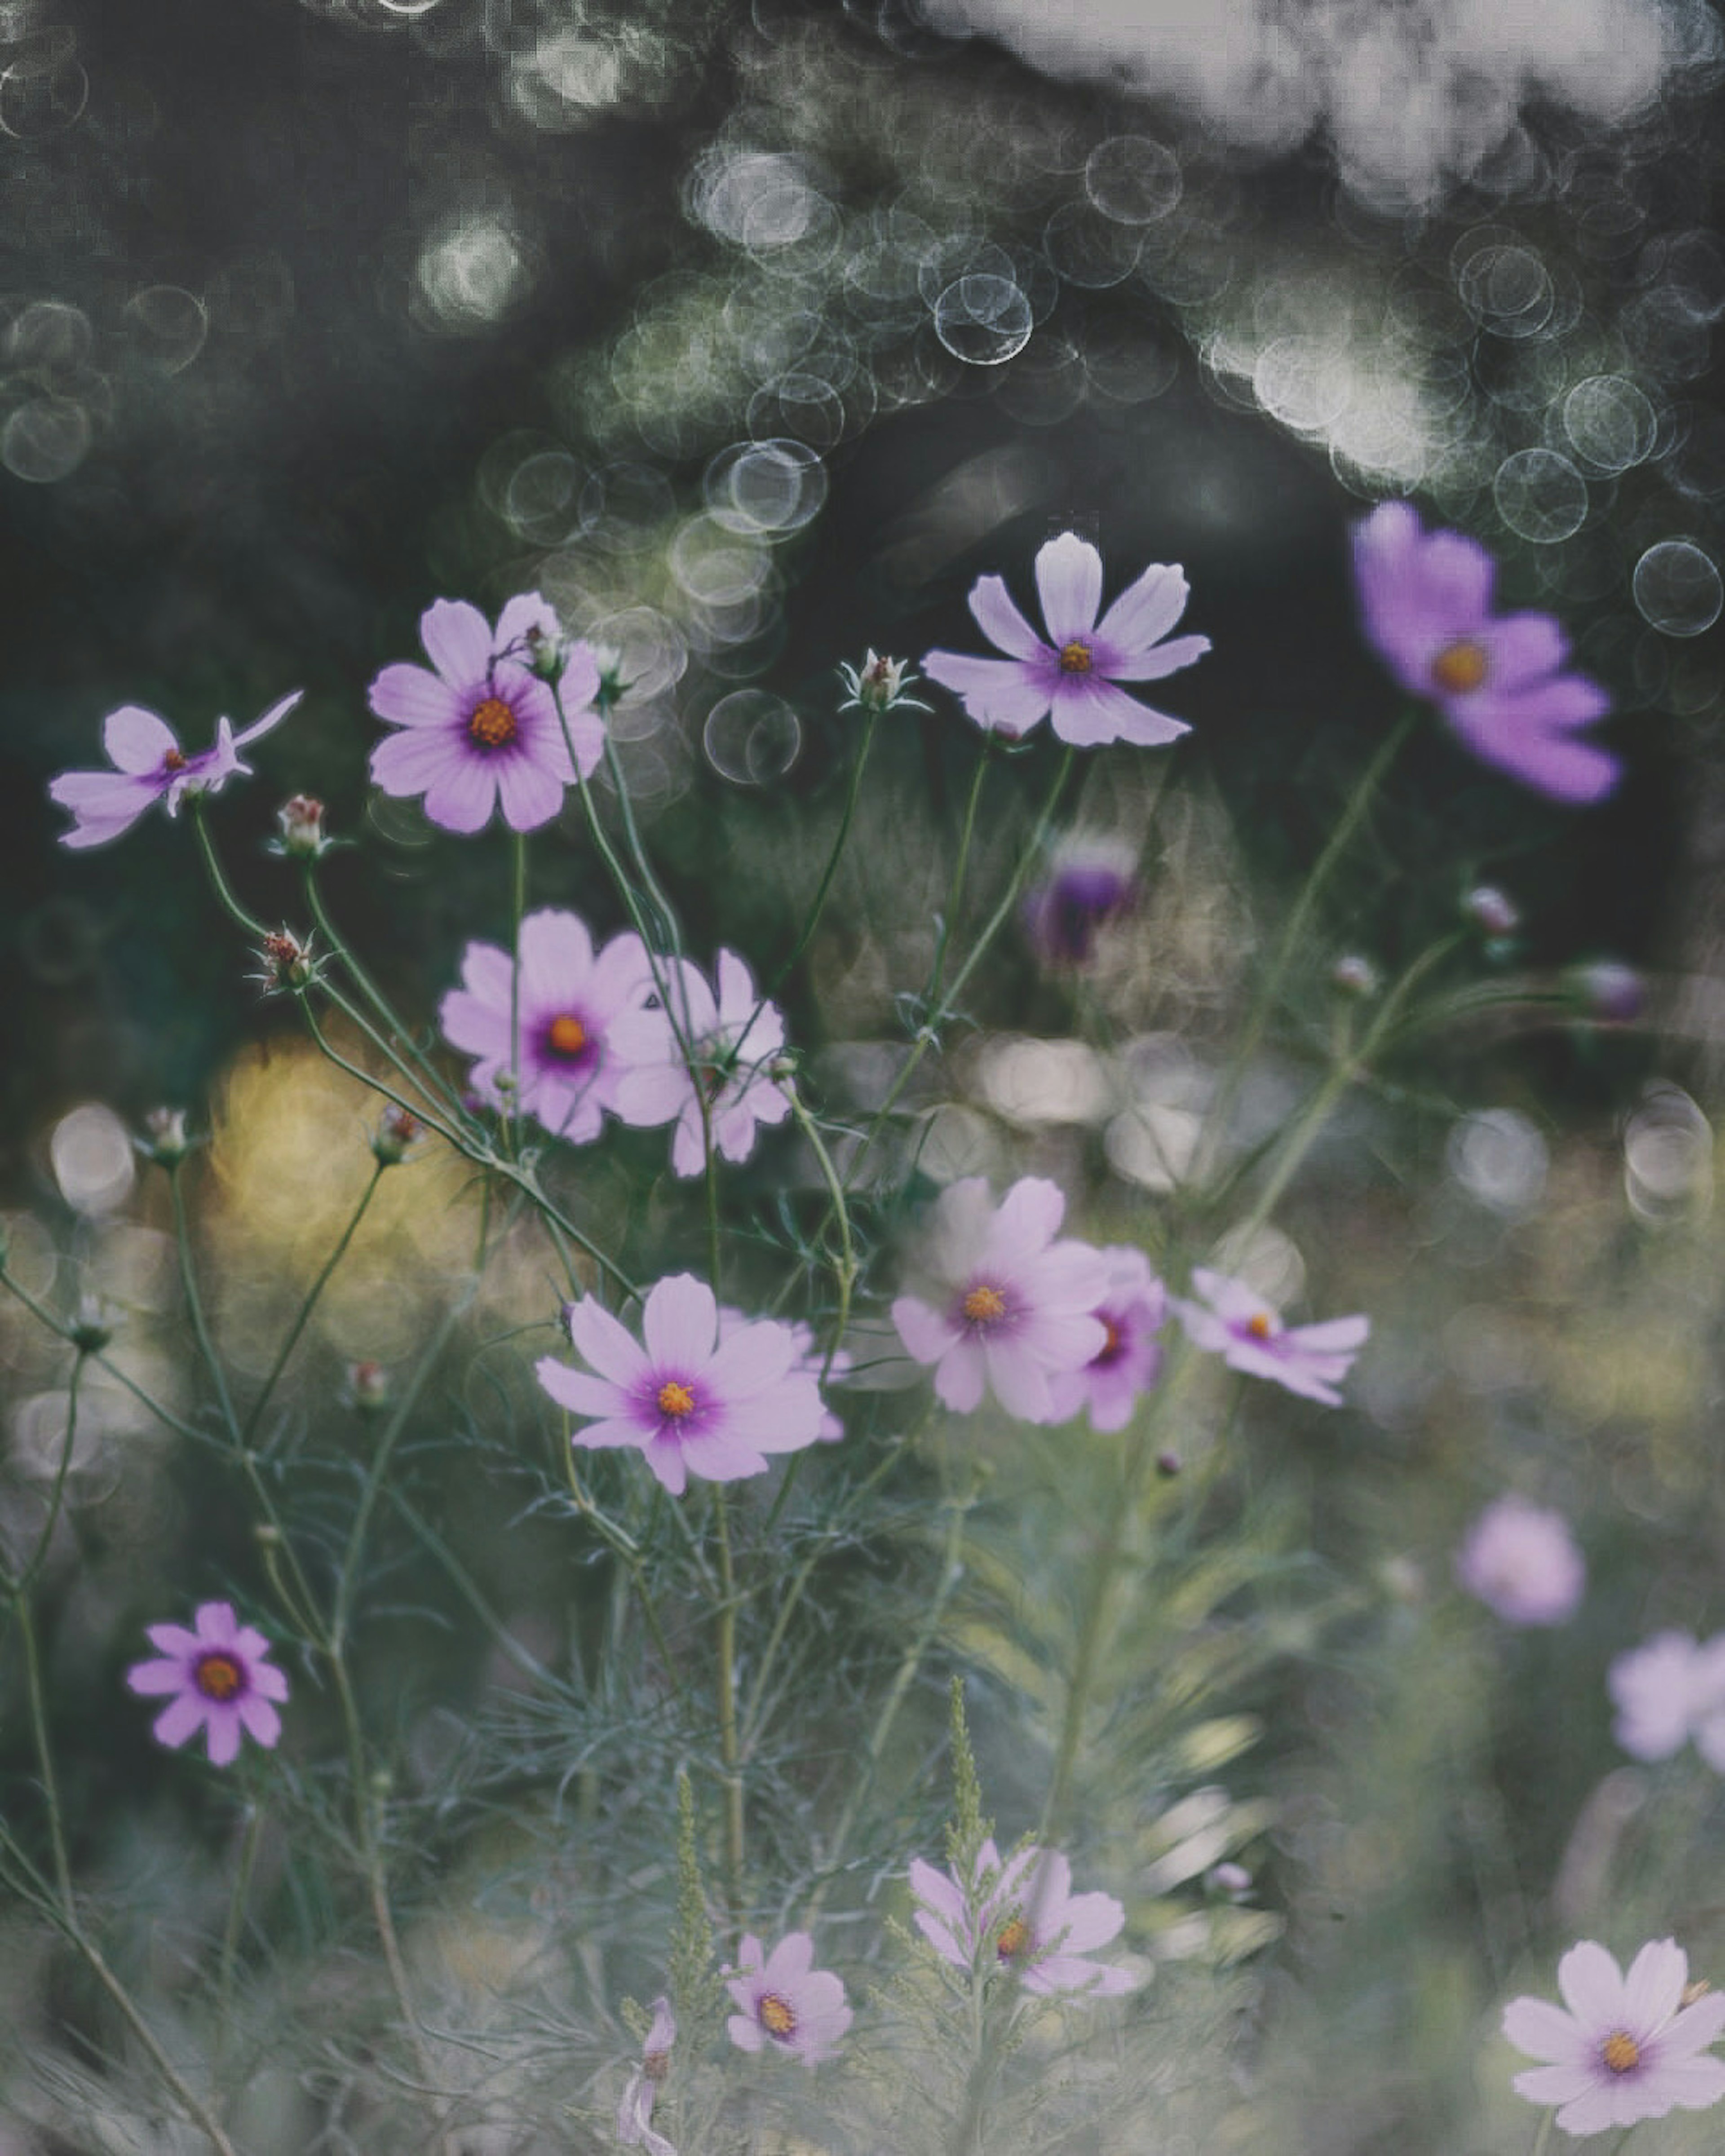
[216,1801,266,2032]
[786,1089,856,1380]
[303,864,468,1121]
[238,1162,385,1449]
[0,1271,210,1447]
[17,1596,72,1907]
[170,1163,242,1442]
[766,705,880,997]
[10,1350,85,1599]
[509,827,527,1159]
[926,747,991,1015]
[190,795,268,938]
[712,1489,746,1922]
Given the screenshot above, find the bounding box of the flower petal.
[921,650,1053,734]
[151,1693,205,1749]
[564,1299,650,1388]
[1050,676,1190,748]
[1624,1938,1688,2032]
[419,598,493,684]
[232,690,303,748]
[422,751,500,833]
[1503,1995,1591,2065]
[1558,1940,1627,2027]
[1035,533,1104,645]
[1093,562,1190,666]
[968,573,1045,660]
[102,705,178,772]
[643,1274,719,1368]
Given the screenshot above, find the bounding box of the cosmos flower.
[1353,500,1618,805]
[124,1600,289,1766]
[1172,1268,1368,1407]
[725,1932,852,2066]
[910,1838,1134,1998]
[922,531,1208,747]
[616,1996,677,2156]
[606,950,791,1178]
[368,593,604,833]
[1609,1631,1725,1769]
[536,1273,827,1497]
[1022,835,1139,964]
[48,692,302,850]
[719,1308,849,1442]
[438,909,659,1144]
[1503,1938,1725,2135]
[1454,1496,1586,1626]
[1044,1245,1168,1431]
[891,1177,1108,1424]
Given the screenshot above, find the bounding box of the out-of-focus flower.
[1609,1631,1725,1769]
[136,1107,192,1167]
[49,693,302,850]
[1463,885,1521,938]
[1172,1268,1368,1407]
[606,950,790,1178]
[537,1273,827,1497]
[616,1996,676,2155]
[1503,1938,1725,2135]
[1045,1245,1166,1432]
[837,649,928,716]
[1330,953,1380,999]
[911,1838,1134,1997]
[892,1177,1108,1424]
[1022,835,1138,964]
[1566,960,1645,1025]
[1353,501,1617,804]
[125,1600,289,1766]
[347,1360,391,1414]
[923,531,1208,748]
[371,1103,421,1166]
[368,594,603,833]
[725,1932,852,2066]
[70,1294,114,1356]
[272,794,328,860]
[1455,1496,1585,1626]
[1206,1862,1253,1900]
[439,910,660,1146]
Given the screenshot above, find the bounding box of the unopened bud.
[521,620,567,683]
[372,1103,420,1166]
[1155,1449,1182,1478]
[254,927,315,992]
[1206,1861,1252,1899]
[253,1522,282,1548]
[70,1296,112,1356]
[274,794,328,860]
[838,648,922,716]
[348,1360,390,1413]
[137,1106,192,1167]
[1330,954,1379,999]
[1567,959,1645,1025]
[1463,885,1520,938]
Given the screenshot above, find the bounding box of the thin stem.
[303,865,467,1121]
[712,1490,745,1921]
[1,1270,209,1445]
[239,1162,385,1449]
[11,1350,86,1597]
[509,827,527,1158]
[17,1596,72,1907]
[217,1801,266,2023]
[927,747,991,1015]
[786,1089,856,1380]
[190,796,267,938]
[170,1165,242,1442]
[601,729,682,960]
[766,706,879,996]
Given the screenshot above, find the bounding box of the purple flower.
[922,531,1208,747]
[1172,1268,1368,1407]
[721,1308,849,1441]
[1504,1938,1725,2135]
[606,950,791,1179]
[1353,500,1618,805]
[49,692,302,850]
[1609,1632,1725,1769]
[438,909,659,1144]
[1455,1496,1585,1626]
[1045,1245,1167,1432]
[616,1996,677,2156]
[124,1600,289,1766]
[536,1273,827,1496]
[1022,835,1138,964]
[368,593,605,834]
[725,1931,852,2066]
[891,1176,1108,1424]
[910,1838,1134,1998]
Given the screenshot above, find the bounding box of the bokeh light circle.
[1492,448,1587,542]
[1632,540,1724,637]
[1561,376,1657,473]
[1084,134,1181,225]
[702,689,801,784]
[932,274,1033,366]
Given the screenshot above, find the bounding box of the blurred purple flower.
[1353,500,1617,804]
[922,531,1208,747]
[910,1838,1134,1997]
[606,950,791,1178]
[1022,836,1138,964]
[1045,1244,1167,1432]
[1172,1268,1368,1407]
[725,1932,852,2066]
[1609,1631,1725,1769]
[49,692,302,850]
[1504,1938,1725,2135]
[125,1600,288,1766]
[616,1996,676,2156]
[368,593,604,833]
[1455,1496,1585,1626]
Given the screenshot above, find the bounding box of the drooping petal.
[232,689,304,748]
[933,1339,987,1414]
[968,573,1045,660]
[1035,533,1104,645]
[49,769,161,847]
[1446,706,1620,805]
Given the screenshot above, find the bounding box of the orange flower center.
[1094,1318,1124,1365]
[194,1651,244,1702]
[656,1380,696,1420]
[1430,640,1490,695]
[995,1917,1030,1960]
[758,1992,797,2038]
[1058,641,1093,675]
[468,695,518,748]
[1246,1312,1274,1340]
[1601,2031,1641,2076]
[962,1285,1008,1328]
[163,747,187,771]
[546,1015,587,1057]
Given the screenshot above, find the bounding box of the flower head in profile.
[1455,1496,1585,1626]
[49,692,302,850]
[911,1839,1134,1998]
[922,531,1208,747]
[1022,835,1139,965]
[725,1932,852,2066]
[1609,1631,1725,1770]
[616,1996,676,2156]
[438,910,659,1145]
[1045,1245,1167,1431]
[1503,1938,1725,2135]
[606,950,791,1178]
[1353,500,1617,805]
[368,593,604,833]
[892,1177,1108,1424]
[125,1600,289,1766]
[537,1274,827,1496]
[1172,1268,1367,1407]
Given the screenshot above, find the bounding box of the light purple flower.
[616,1996,677,2156]
[721,1308,849,1442]
[49,692,302,850]
[536,1273,827,1496]
[438,909,659,1144]
[891,1176,1108,1424]
[1022,835,1138,964]
[725,1931,852,2066]
[606,950,791,1178]
[1455,1496,1585,1626]
[368,593,605,833]
[1609,1631,1725,1769]
[910,1838,1134,1998]
[124,1600,289,1766]
[1353,500,1618,805]
[1504,1938,1725,2135]
[1045,1245,1167,1431]
[922,531,1208,747]
[1172,1268,1368,1407]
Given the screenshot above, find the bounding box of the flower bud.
[348,1359,390,1413]
[274,795,328,860]
[521,620,567,683]
[254,927,315,992]
[1566,959,1645,1025]
[70,1295,112,1356]
[1206,1861,1252,1900]
[137,1106,192,1167]
[1155,1449,1182,1478]
[1463,885,1520,938]
[1329,954,1379,999]
[371,1103,420,1167]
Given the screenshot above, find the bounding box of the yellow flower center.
[656,1380,696,1420]
[758,1993,797,2038]
[995,1917,1030,1960]
[546,1014,587,1057]
[1601,2031,1641,2076]
[468,695,518,748]
[1430,639,1490,695]
[1246,1312,1274,1340]
[962,1285,1008,1327]
[1058,641,1093,675]
[194,1651,244,1702]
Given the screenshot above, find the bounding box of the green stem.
[0,1270,209,1446]
[927,748,991,1015]
[17,1595,72,1908]
[302,866,467,1122]
[766,706,879,996]
[509,827,527,1158]
[786,1089,856,1380]
[238,1163,384,1449]
[217,1801,266,2024]
[712,1490,745,1921]
[170,1164,241,1443]
[190,796,267,938]
[601,727,683,960]
[10,1350,86,1597]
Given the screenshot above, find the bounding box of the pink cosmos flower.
[616,1996,677,2156]
[536,1273,827,1496]
[438,908,659,1144]
[1455,1496,1585,1626]
[49,692,303,850]
[725,1932,852,2066]
[1609,1631,1725,1769]
[1022,835,1139,964]
[921,531,1208,747]
[1172,1268,1368,1407]
[606,950,791,1178]
[891,1177,1108,1424]
[720,1309,848,1441]
[1504,1938,1725,2135]
[368,593,605,833]
[124,1600,289,1766]
[910,1838,1134,1998]
[1353,500,1618,805]
[1044,1244,1167,1432]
